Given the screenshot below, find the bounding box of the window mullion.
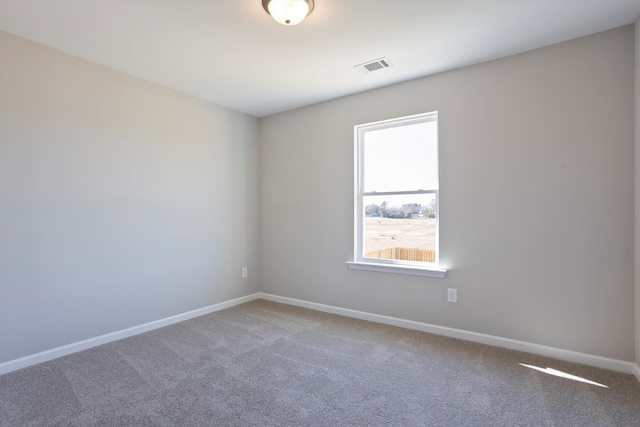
[362,189,437,197]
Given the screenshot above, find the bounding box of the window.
[347,112,446,278]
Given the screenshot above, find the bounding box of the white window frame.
[347,111,447,278]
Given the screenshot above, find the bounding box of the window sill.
[346,261,447,278]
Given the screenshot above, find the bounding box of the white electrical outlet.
[242,267,248,278]
[447,288,457,303]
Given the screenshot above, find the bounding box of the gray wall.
[635,18,640,367]
[0,31,259,363]
[259,26,635,361]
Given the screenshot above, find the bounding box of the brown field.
[364,217,436,253]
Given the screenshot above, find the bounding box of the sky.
[363,120,438,208]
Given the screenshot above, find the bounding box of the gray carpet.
[1,300,639,427]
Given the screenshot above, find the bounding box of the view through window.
[355,112,439,266]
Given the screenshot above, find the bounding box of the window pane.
[363,121,438,193]
[363,193,437,263]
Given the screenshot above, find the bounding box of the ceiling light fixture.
[262,0,314,26]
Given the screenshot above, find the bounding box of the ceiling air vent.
[355,57,393,74]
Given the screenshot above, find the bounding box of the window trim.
[348,111,447,278]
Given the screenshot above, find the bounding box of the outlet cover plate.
[447,288,457,303]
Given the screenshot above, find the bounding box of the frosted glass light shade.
[262,0,314,26]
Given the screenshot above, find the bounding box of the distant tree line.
[365,200,436,219]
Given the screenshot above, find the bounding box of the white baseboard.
[632,363,640,382]
[259,293,639,380]
[0,293,261,376]
[3,291,638,383]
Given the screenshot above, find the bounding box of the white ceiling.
[1,0,639,117]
